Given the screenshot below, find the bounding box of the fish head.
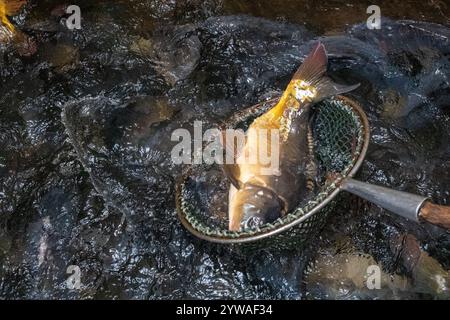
[229,184,285,231]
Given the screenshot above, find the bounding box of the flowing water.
[0,0,449,299]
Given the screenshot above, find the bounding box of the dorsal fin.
[293,41,360,102]
[292,42,328,85]
[267,42,329,120]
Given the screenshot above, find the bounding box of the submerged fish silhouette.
[224,42,359,231]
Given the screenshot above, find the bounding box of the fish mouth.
[229,183,287,231]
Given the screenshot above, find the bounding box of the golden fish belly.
[235,114,281,185]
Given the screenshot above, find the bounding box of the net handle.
[341,178,450,229]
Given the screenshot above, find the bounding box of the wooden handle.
[419,201,450,229]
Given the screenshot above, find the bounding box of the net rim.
[176,95,370,244]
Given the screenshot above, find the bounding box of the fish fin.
[312,77,360,103]
[0,0,27,32]
[220,129,244,189]
[293,42,360,102]
[292,42,328,84]
[228,184,242,231]
[223,164,242,189]
[3,0,27,15]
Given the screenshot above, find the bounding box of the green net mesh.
[177,96,365,247]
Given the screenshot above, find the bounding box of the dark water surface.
[1,1,449,299]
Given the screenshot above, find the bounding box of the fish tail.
[293,42,360,103]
